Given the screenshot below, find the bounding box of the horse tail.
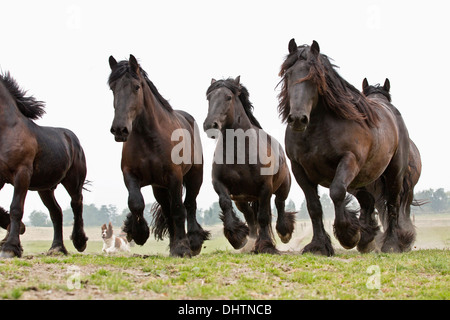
[150,203,169,241]
[0,207,26,234]
[121,212,133,242]
[0,207,9,230]
[82,179,93,192]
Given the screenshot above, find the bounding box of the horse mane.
[206,78,262,129]
[0,72,45,120]
[108,60,173,112]
[363,84,392,102]
[278,45,379,127]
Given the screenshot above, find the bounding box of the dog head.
[101,222,114,239]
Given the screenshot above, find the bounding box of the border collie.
[101,222,131,253]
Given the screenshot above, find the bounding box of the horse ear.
[129,54,140,73]
[234,75,241,86]
[383,78,390,92]
[211,78,217,84]
[310,40,320,57]
[362,78,369,90]
[109,56,117,70]
[288,38,298,54]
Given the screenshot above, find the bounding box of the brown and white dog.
[101,222,131,253]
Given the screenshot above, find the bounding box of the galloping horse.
[204,77,295,254]
[278,39,413,255]
[108,55,209,257]
[362,78,422,251]
[0,72,88,258]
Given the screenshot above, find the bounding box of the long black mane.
[206,78,262,129]
[0,72,45,120]
[278,44,379,127]
[108,60,173,112]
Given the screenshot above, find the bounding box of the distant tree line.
[27,188,450,227]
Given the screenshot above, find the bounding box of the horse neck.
[135,84,171,133]
[0,84,27,127]
[230,96,253,131]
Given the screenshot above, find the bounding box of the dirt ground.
[0,215,449,300]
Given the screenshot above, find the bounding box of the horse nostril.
[110,127,116,134]
[121,127,129,135]
[300,115,309,125]
[287,115,295,124]
[212,122,219,129]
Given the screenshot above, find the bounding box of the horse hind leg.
[354,189,380,253]
[62,176,88,252]
[235,201,258,253]
[253,189,278,254]
[38,190,68,255]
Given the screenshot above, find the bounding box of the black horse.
[278,39,413,255]
[362,78,422,252]
[204,77,295,253]
[108,55,209,257]
[0,72,88,258]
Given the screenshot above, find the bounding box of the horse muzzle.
[203,120,222,139]
[110,125,130,142]
[287,113,309,132]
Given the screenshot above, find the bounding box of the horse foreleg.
[1,169,30,258]
[168,181,191,257]
[274,178,295,244]
[123,171,149,246]
[213,180,249,250]
[183,167,210,256]
[330,153,361,250]
[291,161,333,256]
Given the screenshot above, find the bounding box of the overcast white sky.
[1,1,449,221]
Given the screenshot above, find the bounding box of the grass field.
[0,215,448,300]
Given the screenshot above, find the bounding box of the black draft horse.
[108,55,209,257]
[0,72,88,258]
[278,39,413,255]
[361,78,422,251]
[203,77,295,254]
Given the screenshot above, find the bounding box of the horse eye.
[134,85,140,92]
[225,95,232,101]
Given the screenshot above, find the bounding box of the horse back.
[29,125,86,190]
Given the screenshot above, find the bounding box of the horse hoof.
[231,237,248,250]
[337,230,361,250]
[170,247,192,258]
[302,240,335,256]
[357,238,376,253]
[170,239,192,258]
[47,246,68,256]
[0,250,16,259]
[277,231,292,244]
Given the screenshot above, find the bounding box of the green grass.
[0,249,448,300]
[0,220,448,300]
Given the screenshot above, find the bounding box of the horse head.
[282,39,322,132]
[203,76,241,138]
[108,55,145,142]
